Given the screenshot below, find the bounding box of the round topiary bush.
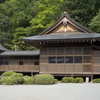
[0,80,3,85]
[11,73,23,79]
[74,77,84,83]
[35,74,55,85]
[62,77,74,83]
[13,77,24,84]
[54,79,58,84]
[92,78,100,83]
[2,71,16,77]
[5,78,14,85]
[24,77,34,85]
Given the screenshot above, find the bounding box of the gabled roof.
[0,51,40,56]
[39,12,93,35]
[21,12,99,44]
[0,44,9,51]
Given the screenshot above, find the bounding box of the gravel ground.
[0,83,100,100]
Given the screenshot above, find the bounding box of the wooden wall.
[40,47,92,74]
[93,51,100,73]
[0,56,40,72]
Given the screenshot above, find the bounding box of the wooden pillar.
[31,72,33,76]
[90,75,93,82]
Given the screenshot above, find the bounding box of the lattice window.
[66,48,73,55]
[66,56,73,63]
[57,57,64,63]
[74,56,82,63]
[49,57,56,63]
[57,48,64,55]
[49,48,56,55]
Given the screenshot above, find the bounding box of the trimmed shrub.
[35,74,55,85]
[92,78,100,83]
[54,79,58,84]
[33,74,40,83]
[0,80,3,85]
[11,73,23,79]
[13,77,24,84]
[5,78,14,85]
[62,77,74,83]
[23,75,32,79]
[2,71,16,77]
[24,77,34,85]
[74,77,84,83]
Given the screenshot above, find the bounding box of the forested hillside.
[0,0,100,50]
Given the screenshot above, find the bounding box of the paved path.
[0,83,100,100]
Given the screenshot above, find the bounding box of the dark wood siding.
[40,47,92,74]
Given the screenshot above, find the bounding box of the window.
[10,56,14,60]
[19,61,23,65]
[24,56,28,60]
[66,56,73,63]
[74,56,82,63]
[66,48,73,55]
[14,56,18,60]
[0,61,3,65]
[49,48,56,55]
[29,56,34,60]
[5,61,9,65]
[35,56,39,60]
[19,56,23,60]
[83,48,91,55]
[57,57,64,63]
[49,57,56,63]
[34,61,39,65]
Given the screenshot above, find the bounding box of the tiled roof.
[21,33,100,42]
[0,45,9,51]
[0,51,40,56]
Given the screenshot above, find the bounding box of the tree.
[89,10,100,33]
[30,0,62,35]
[0,13,11,44]
[60,0,97,27]
[12,27,37,50]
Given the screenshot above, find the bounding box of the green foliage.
[11,73,23,79]
[62,77,74,83]
[60,0,97,27]
[2,71,16,77]
[54,79,58,84]
[13,77,24,84]
[89,10,100,33]
[92,78,100,83]
[35,74,55,85]
[0,80,3,84]
[0,0,99,50]
[74,77,84,83]
[5,78,14,85]
[24,77,34,85]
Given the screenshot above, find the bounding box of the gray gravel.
[0,83,100,100]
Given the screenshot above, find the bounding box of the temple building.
[1,12,100,80]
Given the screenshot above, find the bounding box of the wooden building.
[21,12,100,80]
[0,45,39,75]
[1,12,100,80]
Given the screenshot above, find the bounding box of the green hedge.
[74,77,84,83]
[5,78,14,85]
[54,79,58,84]
[62,77,74,83]
[35,74,55,85]
[11,73,23,79]
[0,80,3,85]
[24,77,34,85]
[92,78,100,83]
[2,71,16,77]
[13,77,24,84]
